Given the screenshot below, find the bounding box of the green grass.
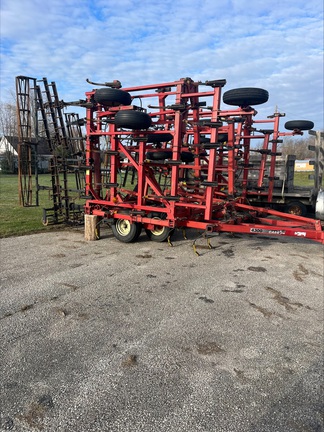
[0,174,82,238]
[0,171,318,238]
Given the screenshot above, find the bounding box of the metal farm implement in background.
[16,76,85,224]
[82,77,324,246]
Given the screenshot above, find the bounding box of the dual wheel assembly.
[111,217,173,243]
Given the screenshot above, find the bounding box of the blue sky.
[1,0,323,130]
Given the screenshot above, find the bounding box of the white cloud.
[1,0,323,129]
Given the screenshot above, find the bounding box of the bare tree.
[279,136,316,160]
[0,101,18,136]
[0,101,18,173]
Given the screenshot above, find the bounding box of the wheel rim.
[150,218,166,236]
[115,219,132,236]
[289,205,302,216]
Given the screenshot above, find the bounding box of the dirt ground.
[0,227,323,431]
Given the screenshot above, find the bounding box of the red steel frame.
[84,77,324,244]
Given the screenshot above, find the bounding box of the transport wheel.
[146,151,194,162]
[223,88,269,107]
[219,133,229,143]
[200,133,227,144]
[114,110,152,129]
[134,223,142,239]
[284,120,314,131]
[200,136,211,144]
[285,201,307,217]
[146,133,173,143]
[180,152,194,163]
[111,219,142,243]
[145,216,173,242]
[94,88,131,107]
[146,151,172,160]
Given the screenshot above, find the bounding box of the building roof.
[1,136,52,156]
[295,159,315,163]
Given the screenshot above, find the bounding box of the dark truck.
[244,130,324,220]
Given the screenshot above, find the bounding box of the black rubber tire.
[145,215,173,242]
[146,151,194,162]
[111,219,142,243]
[94,88,131,107]
[199,133,227,145]
[218,133,228,143]
[146,133,173,143]
[223,88,269,107]
[285,201,307,217]
[180,152,194,163]
[199,136,210,144]
[135,223,142,239]
[284,120,314,131]
[146,151,172,160]
[114,110,152,129]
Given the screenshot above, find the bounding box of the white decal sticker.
[294,231,307,237]
[250,228,285,235]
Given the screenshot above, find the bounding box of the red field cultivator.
[82,77,323,245]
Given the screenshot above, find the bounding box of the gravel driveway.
[0,227,323,431]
